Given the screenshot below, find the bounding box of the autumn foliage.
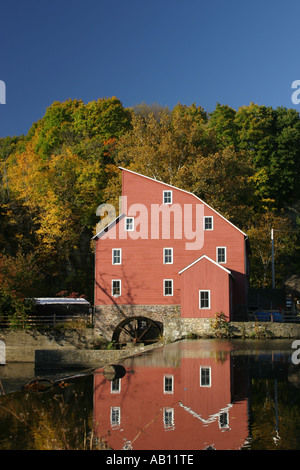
[0,98,299,319]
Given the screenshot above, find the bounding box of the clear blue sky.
[1,0,300,138]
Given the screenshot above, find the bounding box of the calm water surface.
[1,339,300,450]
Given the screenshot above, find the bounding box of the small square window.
[163,190,172,204]
[199,290,210,309]
[112,248,122,265]
[163,248,173,264]
[125,217,134,231]
[204,216,213,230]
[217,247,226,263]
[112,279,121,297]
[164,279,173,296]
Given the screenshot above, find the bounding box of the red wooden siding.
[179,255,232,319]
[94,168,248,316]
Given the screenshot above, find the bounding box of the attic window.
[204,216,213,230]
[125,217,134,231]
[163,190,172,204]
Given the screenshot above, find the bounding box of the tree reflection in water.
[0,374,109,450]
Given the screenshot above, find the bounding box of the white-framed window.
[164,279,173,296]
[163,407,175,430]
[200,366,211,387]
[163,190,172,204]
[111,378,121,394]
[163,248,173,264]
[199,290,210,309]
[219,412,229,429]
[217,246,226,264]
[112,248,122,265]
[204,216,213,230]
[164,374,174,394]
[125,217,134,231]
[110,406,121,427]
[112,279,121,297]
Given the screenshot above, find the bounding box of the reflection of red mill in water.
[93,341,249,450]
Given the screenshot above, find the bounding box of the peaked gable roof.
[93,213,125,240]
[179,255,233,277]
[119,167,247,237]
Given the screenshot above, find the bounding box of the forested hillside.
[0,97,299,317]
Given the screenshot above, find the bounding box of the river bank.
[0,328,164,369]
[1,321,300,369]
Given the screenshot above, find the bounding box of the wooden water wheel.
[112,316,162,348]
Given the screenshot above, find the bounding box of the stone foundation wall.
[94,304,181,341]
[163,317,212,342]
[94,305,300,343]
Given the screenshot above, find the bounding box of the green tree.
[0,251,40,326]
[132,101,170,122]
[247,210,297,287]
[208,103,238,148]
[32,97,132,159]
[187,148,259,229]
[234,103,300,205]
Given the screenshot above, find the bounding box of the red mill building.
[93,167,249,343]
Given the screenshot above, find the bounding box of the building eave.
[92,213,125,240]
[118,167,247,238]
[179,254,233,277]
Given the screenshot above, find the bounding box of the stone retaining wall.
[35,342,163,370]
[163,317,300,342]
[0,329,97,363]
